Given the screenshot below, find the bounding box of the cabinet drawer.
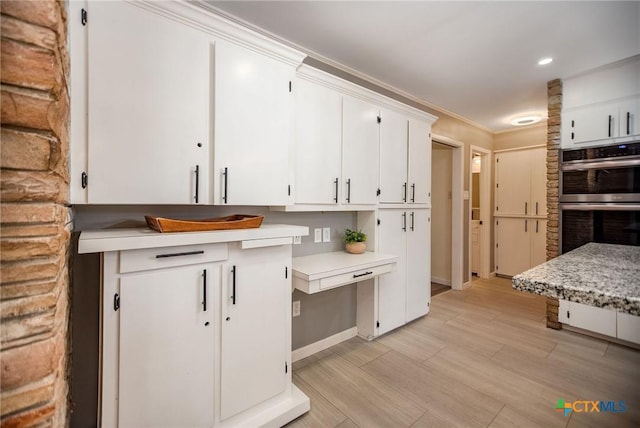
[617,312,640,344]
[120,243,228,273]
[319,264,393,291]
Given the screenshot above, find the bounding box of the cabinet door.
[377,210,407,335]
[530,147,547,216]
[214,40,294,205]
[567,301,617,337]
[495,150,531,216]
[294,79,343,204]
[342,96,380,205]
[531,219,547,268]
[563,103,620,145]
[408,119,432,204]
[379,109,408,203]
[619,97,640,138]
[495,218,531,276]
[406,209,431,321]
[119,264,215,427]
[220,249,289,420]
[87,1,209,204]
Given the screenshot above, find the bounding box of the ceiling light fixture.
[538,57,553,66]
[510,115,542,126]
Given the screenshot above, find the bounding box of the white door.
[220,252,288,420]
[495,150,531,216]
[342,96,380,205]
[379,109,408,203]
[119,264,216,427]
[214,40,294,205]
[87,1,209,204]
[377,210,407,335]
[530,148,547,216]
[495,217,531,276]
[406,209,431,321]
[294,79,343,204]
[408,119,432,204]
[531,219,547,267]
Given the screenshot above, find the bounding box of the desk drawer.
[319,264,393,291]
[120,243,228,273]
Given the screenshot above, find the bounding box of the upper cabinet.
[561,56,640,149]
[70,0,304,205]
[79,0,211,204]
[495,147,547,217]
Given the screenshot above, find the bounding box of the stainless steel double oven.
[560,142,640,253]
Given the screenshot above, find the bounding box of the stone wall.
[0,1,71,426]
[545,79,561,329]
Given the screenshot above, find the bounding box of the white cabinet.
[495,147,546,217]
[220,244,289,420]
[495,218,546,276]
[83,0,210,204]
[293,78,343,204]
[213,40,297,206]
[617,311,640,344]
[118,263,217,427]
[361,209,430,336]
[559,300,640,345]
[379,114,432,205]
[342,96,380,205]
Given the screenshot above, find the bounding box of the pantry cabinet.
[82,0,210,204]
[495,218,546,276]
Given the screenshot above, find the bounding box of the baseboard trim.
[462,280,473,289]
[292,327,358,362]
[431,276,451,286]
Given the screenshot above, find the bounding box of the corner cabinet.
[79,226,310,427]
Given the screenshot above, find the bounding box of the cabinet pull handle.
[222,167,228,204]
[525,219,528,233]
[202,269,207,311]
[627,112,631,135]
[608,115,612,137]
[194,165,200,203]
[411,183,416,203]
[402,212,407,231]
[346,179,351,203]
[403,182,407,202]
[231,265,236,305]
[334,178,339,203]
[536,202,538,215]
[525,202,528,215]
[536,220,539,233]
[410,211,415,231]
[155,250,204,259]
[353,271,373,278]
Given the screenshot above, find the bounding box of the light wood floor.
[287,277,640,428]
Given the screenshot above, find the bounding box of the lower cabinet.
[98,236,306,427]
[359,209,431,337]
[559,299,640,344]
[495,217,546,276]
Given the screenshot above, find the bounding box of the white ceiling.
[205,1,640,132]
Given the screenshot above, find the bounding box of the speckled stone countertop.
[513,243,640,315]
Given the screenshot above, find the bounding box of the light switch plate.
[322,227,331,242]
[314,228,322,243]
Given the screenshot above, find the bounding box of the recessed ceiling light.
[510,115,542,126]
[538,57,553,66]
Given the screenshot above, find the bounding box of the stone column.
[0,1,71,425]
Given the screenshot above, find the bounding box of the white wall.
[431,145,452,285]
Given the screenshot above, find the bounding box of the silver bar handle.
[525,219,528,233]
[535,202,538,215]
[525,202,528,215]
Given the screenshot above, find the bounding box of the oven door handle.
[561,158,640,171]
[560,203,640,211]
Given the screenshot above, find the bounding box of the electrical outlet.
[293,235,301,245]
[322,227,331,242]
[292,301,301,317]
[314,228,322,243]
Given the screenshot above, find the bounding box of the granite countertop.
[513,243,640,315]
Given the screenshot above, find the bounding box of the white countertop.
[78,224,309,253]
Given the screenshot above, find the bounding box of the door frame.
[432,135,463,291]
[468,145,492,280]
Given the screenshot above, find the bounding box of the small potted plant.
[344,229,367,254]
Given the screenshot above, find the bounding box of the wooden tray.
[145,214,264,233]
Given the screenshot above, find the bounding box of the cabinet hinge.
[288,184,291,196]
[496,206,499,211]
[81,8,87,25]
[377,116,381,123]
[496,183,499,188]
[113,293,120,311]
[567,311,570,319]
[81,171,88,189]
[289,81,292,92]
[496,220,499,226]
[376,188,381,196]
[496,158,499,163]
[285,266,288,279]
[496,265,498,270]
[377,218,381,226]
[376,321,380,328]
[285,362,288,373]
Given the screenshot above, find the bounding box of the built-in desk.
[292,251,398,294]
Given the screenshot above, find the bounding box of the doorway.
[469,146,491,280]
